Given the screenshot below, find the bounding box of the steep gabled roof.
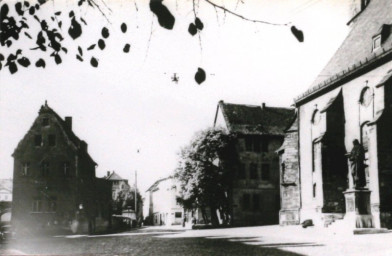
[295,0,392,104]
[12,103,97,165]
[216,101,294,136]
[106,171,126,181]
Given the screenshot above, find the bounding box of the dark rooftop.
[295,0,392,104]
[217,101,294,136]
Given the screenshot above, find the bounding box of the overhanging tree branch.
[202,0,291,26]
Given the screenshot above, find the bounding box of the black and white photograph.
[1,0,392,255]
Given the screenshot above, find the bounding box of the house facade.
[214,101,294,226]
[105,171,130,201]
[146,177,184,226]
[11,102,109,234]
[280,0,392,229]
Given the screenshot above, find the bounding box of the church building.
[279,0,392,229]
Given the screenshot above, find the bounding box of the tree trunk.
[210,206,219,227]
[201,207,208,224]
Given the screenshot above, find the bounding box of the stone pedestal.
[343,189,374,229]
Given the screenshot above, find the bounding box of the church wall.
[298,61,392,225]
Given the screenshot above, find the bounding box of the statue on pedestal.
[348,139,366,189]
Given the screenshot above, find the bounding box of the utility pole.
[135,170,137,215]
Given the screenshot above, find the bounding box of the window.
[32,200,42,212]
[261,164,270,181]
[373,35,381,51]
[238,163,246,179]
[22,162,30,176]
[63,162,70,176]
[262,139,269,153]
[34,135,42,146]
[311,110,321,125]
[49,200,57,212]
[175,212,182,218]
[254,137,261,152]
[245,137,252,151]
[42,118,49,127]
[313,183,317,198]
[281,162,286,183]
[41,162,49,176]
[250,163,258,179]
[253,194,260,210]
[48,134,56,146]
[359,87,372,107]
[242,194,251,210]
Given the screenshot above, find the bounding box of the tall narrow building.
[12,102,100,235]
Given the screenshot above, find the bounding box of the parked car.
[0,211,14,241]
[0,223,14,241]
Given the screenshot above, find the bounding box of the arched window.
[311,109,321,125]
[359,87,372,107]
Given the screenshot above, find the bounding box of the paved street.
[1,225,391,256]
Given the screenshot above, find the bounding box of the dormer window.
[42,118,49,127]
[372,35,381,52]
[372,24,391,52]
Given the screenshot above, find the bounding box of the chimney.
[347,0,370,25]
[107,171,110,177]
[262,102,266,109]
[65,116,72,130]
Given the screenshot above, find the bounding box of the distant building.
[11,102,110,234]
[105,171,130,201]
[281,0,392,229]
[0,179,12,202]
[0,179,12,215]
[146,177,183,226]
[214,101,294,226]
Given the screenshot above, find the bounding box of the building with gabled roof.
[214,101,294,226]
[282,0,392,229]
[11,102,108,235]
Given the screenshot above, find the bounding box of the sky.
[0,0,352,195]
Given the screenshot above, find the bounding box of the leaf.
[24,32,32,39]
[29,6,35,15]
[78,46,83,56]
[38,0,47,4]
[123,44,130,53]
[58,21,62,28]
[98,39,105,50]
[17,57,31,67]
[68,17,82,40]
[291,26,304,43]
[188,23,197,36]
[24,1,30,7]
[101,27,109,38]
[6,40,12,47]
[121,23,127,33]
[195,67,206,84]
[76,55,83,62]
[69,11,74,17]
[54,54,62,64]
[0,54,4,61]
[9,62,18,74]
[149,0,175,30]
[1,4,9,17]
[35,4,40,10]
[55,11,61,16]
[15,2,24,16]
[87,44,96,50]
[35,58,46,68]
[62,47,68,53]
[90,57,98,67]
[195,17,204,30]
[78,0,85,6]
